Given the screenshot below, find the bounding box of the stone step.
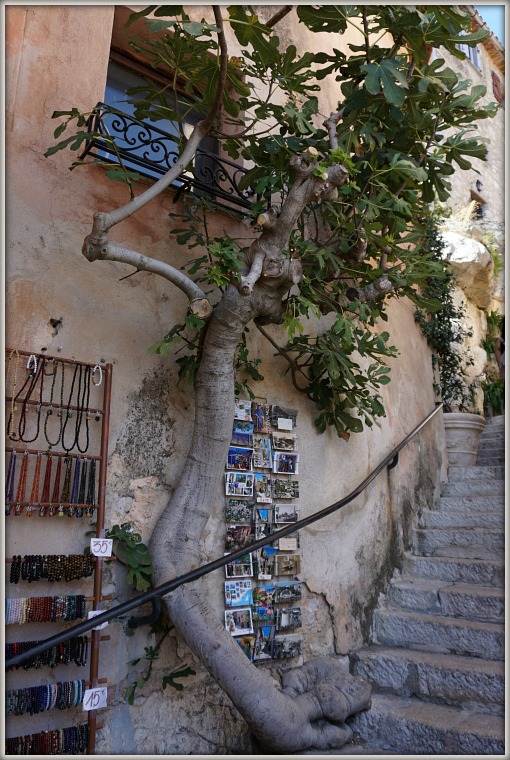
[350,645,505,712]
[438,495,504,511]
[347,693,505,754]
[447,465,504,481]
[420,508,503,528]
[413,527,504,558]
[388,579,505,622]
[478,431,505,444]
[441,480,504,498]
[373,609,504,660]
[476,455,505,466]
[403,554,504,587]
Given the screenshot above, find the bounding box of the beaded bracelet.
[5,679,86,715]
[5,595,87,623]
[5,723,88,754]
[6,635,89,670]
[9,555,94,584]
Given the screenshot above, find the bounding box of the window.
[457,38,482,73]
[100,59,218,185]
[80,56,253,211]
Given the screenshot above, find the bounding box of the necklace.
[6,349,20,439]
[68,457,81,517]
[26,452,42,517]
[61,362,80,452]
[39,454,53,517]
[86,457,96,516]
[18,357,46,443]
[76,458,87,518]
[59,457,71,517]
[43,360,65,448]
[5,450,17,515]
[76,365,91,454]
[14,452,29,515]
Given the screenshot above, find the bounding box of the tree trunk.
[149,282,371,753]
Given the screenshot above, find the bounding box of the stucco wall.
[5,6,448,754]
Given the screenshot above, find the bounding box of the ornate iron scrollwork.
[81,103,254,212]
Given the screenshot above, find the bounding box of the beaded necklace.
[38,453,52,517]
[43,359,65,448]
[14,451,29,516]
[86,457,97,516]
[59,456,73,517]
[18,356,46,443]
[48,454,63,517]
[77,365,91,453]
[61,362,80,452]
[26,452,42,517]
[69,457,81,517]
[5,349,20,439]
[5,450,16,515]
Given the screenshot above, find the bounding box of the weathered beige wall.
[5,6,448,754]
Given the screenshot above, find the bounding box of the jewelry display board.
[223,399,302,663]
[5,349,113,755]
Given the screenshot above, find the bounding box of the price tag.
[90,538,113,557]
[82,687,107,711]
[87,610,108,630]
[277,417,293,431]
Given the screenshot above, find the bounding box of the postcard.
[274,581,302,603]
[253,546,277,580]
[278,536,299,552]
[254,472,272,503]
[225,579,253,607]
[225,607,254,636]
[225,524,253,553]
[253,583,277,607]
[225,553,253,578]
[276,554,300,577]
[272,432,297,452]
[235,634,255,661]
[253,435,272,469]
[273,633,302,659]
[231,420,254,447]
[225,471,254,497]
[273,452,299,475]
[251,402,270,433]
[277,607,302,630]
[270,405,298,429]
[234,398,253,421]
[274,503,299,523]
[225,498,254,524]
[272,479,299,499]
[227,446,253,471]
[253,624,275,661]
[251,602,275,623]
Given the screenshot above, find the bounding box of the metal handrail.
[5,402,443,670]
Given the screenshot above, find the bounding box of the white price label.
[90,538,113,557]
[277,417,293,431]
[82,687,107,711]
[87,610,109,630]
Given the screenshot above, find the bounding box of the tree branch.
[265,5,293,28]
[82,223,212,319]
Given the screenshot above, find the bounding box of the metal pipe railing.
[5,402,443,670]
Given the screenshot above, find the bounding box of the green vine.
[415,218,475,412]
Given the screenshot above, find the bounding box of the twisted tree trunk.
[149,283,371,752]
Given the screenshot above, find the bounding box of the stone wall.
[6,6,448,754]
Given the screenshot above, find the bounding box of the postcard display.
[224,400,303,664]
[4,348,113,755]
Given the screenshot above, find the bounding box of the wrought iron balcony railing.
[81,103,254,213]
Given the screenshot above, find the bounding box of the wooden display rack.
[5,348,113,755]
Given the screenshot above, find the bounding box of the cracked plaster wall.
[6,6,448,754]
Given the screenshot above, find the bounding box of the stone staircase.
[347,415,505,755]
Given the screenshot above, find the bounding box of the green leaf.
[125,6,157,27]
[162,666,196,691]
[361,59,408,106]
[296,6,353,33]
